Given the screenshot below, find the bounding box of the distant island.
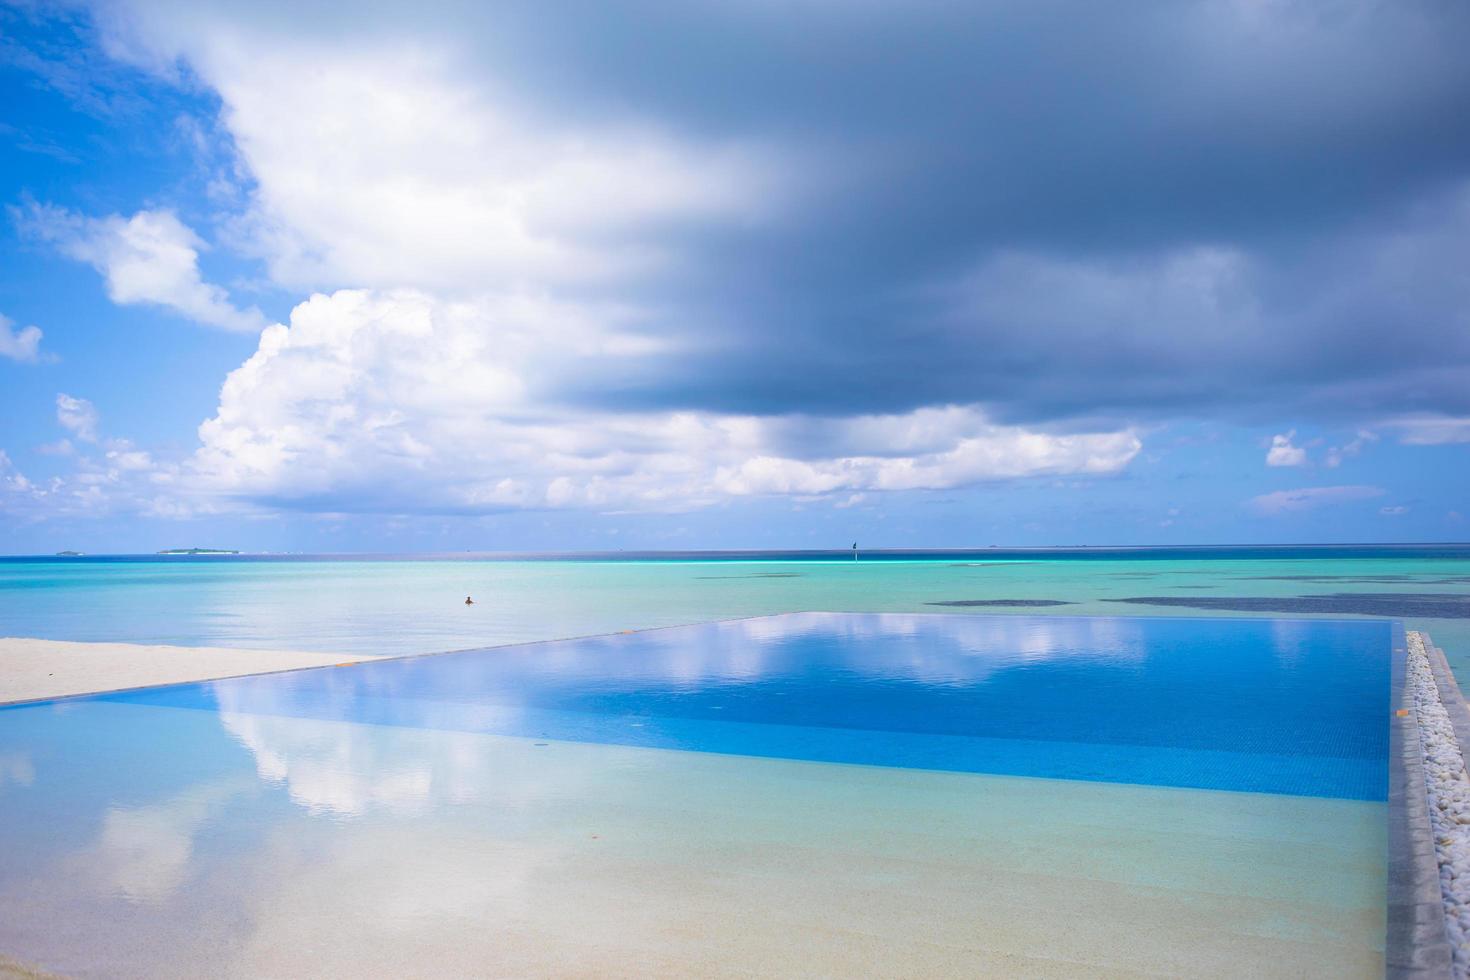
[156,548,240,555]
[54,551,84,557]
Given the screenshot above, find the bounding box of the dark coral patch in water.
[1243,575,1470,585]
[926,599,1076,607]
[695,572,804,579]
[1104,593,1470,618]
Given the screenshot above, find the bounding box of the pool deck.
[1392,630,1455,977]
[0,638,378,705]
[1393,631,1470,980]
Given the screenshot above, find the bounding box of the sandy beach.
[0,638,378,705]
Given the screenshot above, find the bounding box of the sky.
[0,0,1468,554]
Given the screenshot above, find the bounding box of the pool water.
[0,613,1393,977]
[99,612,1392,799]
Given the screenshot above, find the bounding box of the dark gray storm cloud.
[106,0,1470,427]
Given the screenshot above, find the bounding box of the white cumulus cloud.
[178,289,1140,515]
[105,439,154,472]
[1265,431,1306,467]
[56,393,99,443]
[17,204,273,334]
[88,18,784,294]
[0,450,34,494]
[1324,430,1377,467]
[0,313,46,363]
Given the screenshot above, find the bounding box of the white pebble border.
[1409,630,1470,976]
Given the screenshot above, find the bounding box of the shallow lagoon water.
[0,611,1392,976]
[1,548,1466,670]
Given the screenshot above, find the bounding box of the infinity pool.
[0,613,1394,976]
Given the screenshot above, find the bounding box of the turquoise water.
[2,547,1466,672]
[0,553,1410,976]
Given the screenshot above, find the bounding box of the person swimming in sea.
[464,595,475,605]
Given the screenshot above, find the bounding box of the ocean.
[3,545,1468,673]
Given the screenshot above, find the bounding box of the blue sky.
[1,0,1468,553]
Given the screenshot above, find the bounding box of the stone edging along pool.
[1394,631,1470,980]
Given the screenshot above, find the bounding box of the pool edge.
[1389,627,1455,979]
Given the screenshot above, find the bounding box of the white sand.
[0,637,380,704]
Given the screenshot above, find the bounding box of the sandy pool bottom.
[0,700,1385,978]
